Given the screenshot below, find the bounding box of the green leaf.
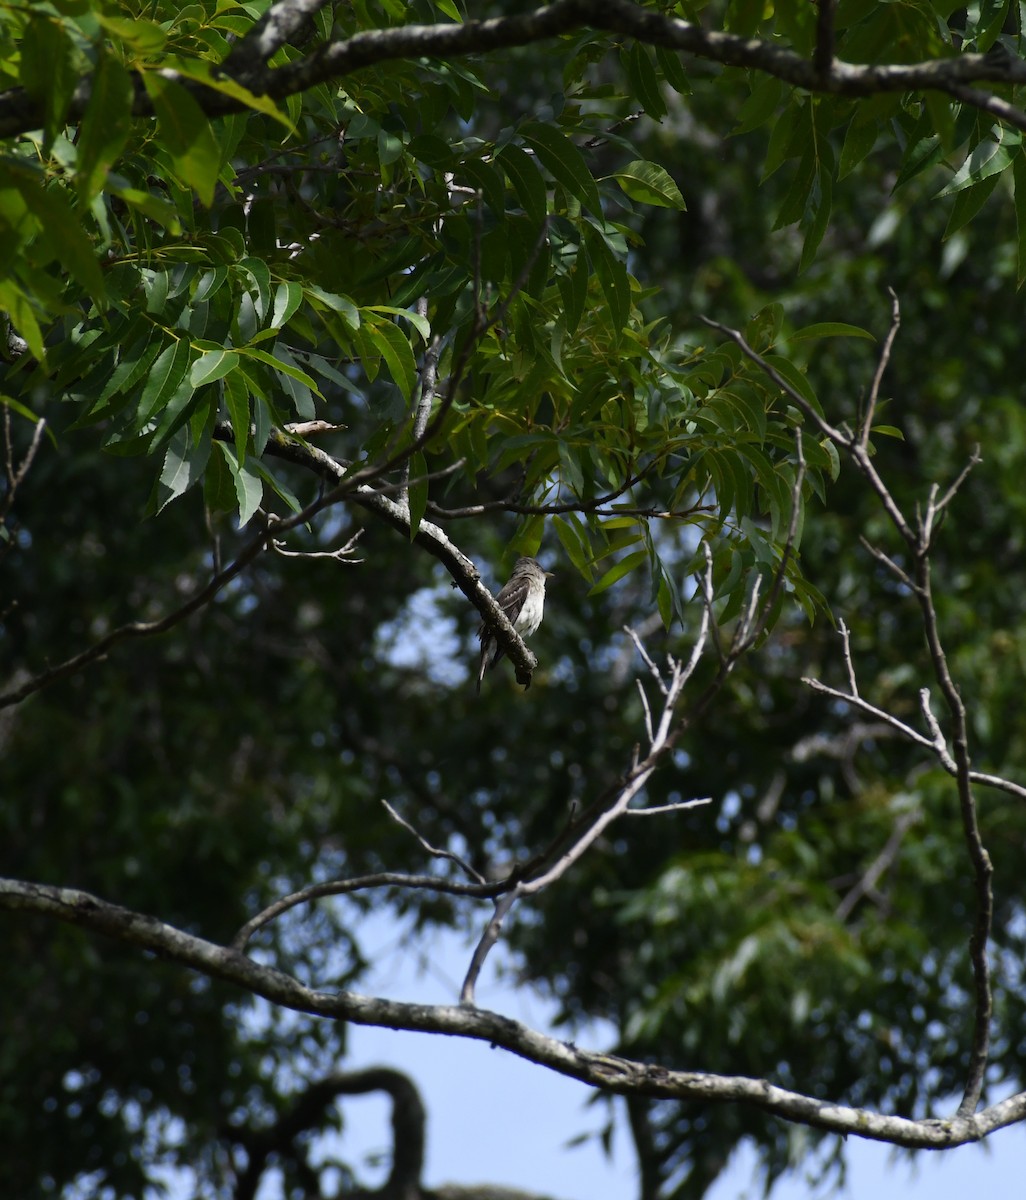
[588,548,648,596]
[204,439,237,514]
[613,160,686,210]
[216,441,263,526]
[733,75,783,136]
[142,73,221,207]
[0,162,105,301]
[365,318,417,402]
[240,257,272,321]
[762,354,821,411]
[154,423,210,513]
[247,456,305,514]
[459,156,507,219]
[838,115,879,181]
[799,168,833,274]
[499,143,548,224]
[136,339,191,428]
[762,100,800,180]
[223,370,250,465]
[556,257,588,338]
[165,56,294,132]
[108,177,182,232]
[240,346,322,395]
[585,223,630,331]
[0,281,45,365]
[99,331,159,404]
[271,281,304,328]
[19,16,77,151]
[654,45,691,95]
[76,51,133,200]
[944,173,1001,239]
[96,13,167,53]
[622,42,667,121]
[894,133,944,191]
[937,133,1013,197]
[366,305,431,340]
[790,322,875,342]
[306,286,361,330]
[520,122,602,216]
[191,349,240,388]
[552,513,594,577]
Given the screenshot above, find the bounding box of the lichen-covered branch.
[5,0,1026,139]
[1,875,1023,1149]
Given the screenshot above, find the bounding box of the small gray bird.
[477,556,552,692]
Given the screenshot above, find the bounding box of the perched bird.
[476,556,552,692]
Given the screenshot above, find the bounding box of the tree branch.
[6,0,1026,140]
[2,874,1023,1150]
[707,300,996,1119]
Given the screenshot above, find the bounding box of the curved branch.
[232,869,504,952]
[5,0,1026,140]
[1,874,1024,1149]
[232,1066,425,1200]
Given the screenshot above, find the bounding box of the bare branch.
[4,874,1026,1150]
[635,676,655,742]
[859,287,900,449]
[932,445,983,520]
[460,891,517,1006]
[270,527,365,563]
[626,797,712,817]
[231,869,505,952]
[1,410,46,523]
[858,535,916,591]
[839,620,859,697]
[382,799,485,886]
[626,625,666,695]
[836,808,921,922]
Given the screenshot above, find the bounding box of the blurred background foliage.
[4,1,1026,1198]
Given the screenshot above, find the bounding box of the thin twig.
[271,528,364,563]
[859,287,901,450]
[836,808,920,922]
[1,412,47,523]
[460,891,517,1005]
[858,535,916,591]
[232,868,505,951]
[627,798,712,817]
[382,799,485,885]
[839,620,859,697]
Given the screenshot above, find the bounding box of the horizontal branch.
[2,874,1024,1149]
[4,0,1026,139]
